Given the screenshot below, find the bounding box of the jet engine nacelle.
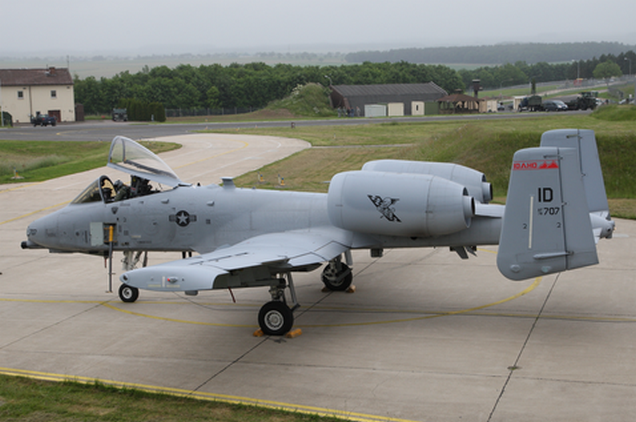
[327,171,475,237]
[362,160,492,203]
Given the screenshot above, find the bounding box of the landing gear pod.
[327,171,474,238]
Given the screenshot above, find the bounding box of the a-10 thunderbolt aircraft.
[22,129,615,335]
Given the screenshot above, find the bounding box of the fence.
[165,107,261,118]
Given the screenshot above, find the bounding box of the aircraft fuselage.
[25,181,502,256]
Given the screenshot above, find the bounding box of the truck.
[30,112,56,127]
[518,95,542,112]
[112,108,128,122]
[566,92,598,111]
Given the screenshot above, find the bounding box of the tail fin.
[497,129,606,281]
[540,129,609,215]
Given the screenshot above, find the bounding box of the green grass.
[591,104,636,121]
[0,374,342,422]
[265,83,337,118]
[0,140,180,184]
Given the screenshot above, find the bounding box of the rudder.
[497,143,599,281]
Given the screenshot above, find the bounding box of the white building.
[0,67,75,124]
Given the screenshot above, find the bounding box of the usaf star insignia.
[169,210,197,227]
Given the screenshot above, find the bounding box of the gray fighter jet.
[22,129,615,335]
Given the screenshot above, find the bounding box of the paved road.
[2,131,634,422]
[0,110,591,142]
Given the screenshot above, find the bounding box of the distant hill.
[345,42,636,65]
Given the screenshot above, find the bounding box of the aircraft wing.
[120,228,351,292]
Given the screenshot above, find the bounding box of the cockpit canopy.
[107,136,184,188]
[71,137,187,205]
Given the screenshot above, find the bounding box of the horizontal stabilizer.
[497,145,598,280]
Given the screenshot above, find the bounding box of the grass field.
[0,140,180,184]
[0,375,340,422]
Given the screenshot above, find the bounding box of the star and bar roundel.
[169,210,197,227]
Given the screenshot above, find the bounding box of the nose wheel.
[118,284,139,303]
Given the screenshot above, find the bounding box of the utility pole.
[0,78,4,127]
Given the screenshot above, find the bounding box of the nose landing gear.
[118,283,139,303]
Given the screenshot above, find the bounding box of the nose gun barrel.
[21,240,45,249]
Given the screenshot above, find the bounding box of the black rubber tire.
[258,301,294,335]
[321,263,353,291]
[118,284,139,303]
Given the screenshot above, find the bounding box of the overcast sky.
[3,0,636,56]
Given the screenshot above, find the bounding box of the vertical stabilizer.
[540,129,609,215]
[497,145,598,280]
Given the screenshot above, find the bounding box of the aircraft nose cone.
[24,213,58,248]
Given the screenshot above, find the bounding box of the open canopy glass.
[107,136,185,188]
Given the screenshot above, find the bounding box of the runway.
[1,133,635,422]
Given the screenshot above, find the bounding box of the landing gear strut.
[258,273,298,336]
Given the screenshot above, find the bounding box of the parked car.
[30,112,57,126]
[543,100,568,112]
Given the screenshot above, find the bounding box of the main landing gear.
[258,255,353,336]
[321,255,353,291]
[258,274,299,336]
[114,253,355,337]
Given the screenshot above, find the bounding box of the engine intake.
[328,171,474,237]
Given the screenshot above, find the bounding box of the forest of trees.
[73,45,636,116]
[458,50,636,90]
[74,62,465,114]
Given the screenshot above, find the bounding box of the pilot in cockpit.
[113,179,130,201]
[101,179,114,202]
[113,176,153,201]
[131,176,152,197]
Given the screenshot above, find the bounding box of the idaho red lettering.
[513,160,559,170]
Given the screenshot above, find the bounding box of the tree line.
[457,51,636,90]
[73,50,635,115]
[344,42,636,65]
[73,62,465,115]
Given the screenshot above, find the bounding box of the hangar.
[329,83,447,117]
[0,67,75,124]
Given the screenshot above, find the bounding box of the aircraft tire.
[119,284,139,303]
[321,263,353,291]
[258,301,294,335]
